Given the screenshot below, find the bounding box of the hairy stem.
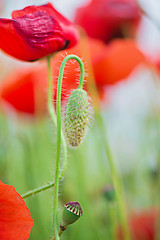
[54,55,85,240]
[47,55,68,175]
[21,179,58,199]
[21,56,84,201]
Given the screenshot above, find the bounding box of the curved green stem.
[47,55,68,176]
[54,55,85,240]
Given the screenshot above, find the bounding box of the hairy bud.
[64,89,91,147]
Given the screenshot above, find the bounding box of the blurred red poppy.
[0,37,147,115]
[0,180,33,240]
[74,0,141,43]
[154,58,160,77]
[0,3,78,61]
[92,39,147,86]
[118,209,159,240]
[0,65,47,115]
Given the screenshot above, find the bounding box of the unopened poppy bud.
[62,201,83,225]
[64,89,91,147]
[103,185,115,202]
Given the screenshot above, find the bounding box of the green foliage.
[0,110,158,240]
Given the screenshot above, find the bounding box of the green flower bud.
[62,201,83,225]
[64,89,91,147]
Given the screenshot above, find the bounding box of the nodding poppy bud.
[64,88,92,147]
[62,201,83,225]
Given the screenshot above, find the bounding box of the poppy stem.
[96,112,130,240]
[51,225,68,240]
[47,55,68,179]
[54,54,85,240]
[21,178,59,199]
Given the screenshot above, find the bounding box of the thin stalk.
[51,225,68,240]
[96,111,130,240]
[47,55,68,176]
[47,55,68,240]
[54,55,85,240]
[21,179,58,199]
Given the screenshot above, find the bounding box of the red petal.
[0,181,33,240]
[12,3,79,49]
[12,3,58,18]
[0,3,78,61]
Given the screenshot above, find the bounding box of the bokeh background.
[1,0,160,239]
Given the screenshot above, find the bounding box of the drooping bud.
[64,89,91,147]
[62,201,83,225]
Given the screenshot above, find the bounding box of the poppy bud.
[64,89,92,147]
[62,201,83,225]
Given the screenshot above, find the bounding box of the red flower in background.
[154,58,160,77]
[0,65,47,114]
[118,209,159,240]
[92,39,147,86]
[0,180,33,240]
[0,3,78,61]
[0,37,147,115]
[74,0,141,43]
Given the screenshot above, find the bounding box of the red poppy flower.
[118,209,159,240]
[0,180,33,240]
[74,0,141,43]
[0,3,79,61]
